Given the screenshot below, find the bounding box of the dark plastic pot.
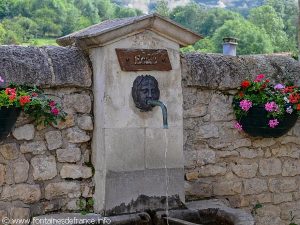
[234,103,298,138]
[0,107,21,139]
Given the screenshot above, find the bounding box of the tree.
[95,0,116,20]
[249,5,289,52]
[212,19,273,55]
[198,8,243,37]
[114,6,142,18]
[170,3,204,34]
[155,0,170,17]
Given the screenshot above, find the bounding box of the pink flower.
[274,84,285,90]
[239,100,252,111]
[234,122,243,131]
[0,76,4,83]
[269,119,279,128]
[49,101,56,107]
[254,74,265,82]
[265,102,279,112]
[51,107,59,116]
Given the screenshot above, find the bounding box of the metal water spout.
[146,100,168,129]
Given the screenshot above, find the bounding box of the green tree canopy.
[212,19,273,54]
[198,8,243,37]
[248,5,290,52]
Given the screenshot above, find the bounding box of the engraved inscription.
[134,54,158,65]
[116,48,172,71]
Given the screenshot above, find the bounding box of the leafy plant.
[233,74,300,131]
[0,76,66,126]
[77,197,94,215]
[251,202,262,215]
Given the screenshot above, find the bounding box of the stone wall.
[0,46,93,220]
[182,53,300,225]
[1,45,300,225]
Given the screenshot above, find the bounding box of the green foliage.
[248,5,290,52]
[251,202,263,215]
[212,19,273,54]
[170,3,204,33]
[0,77,66,126]
[0,0,298,55]
[77,197,94,215]
[194,38,216,53]
[198,8,243,37]
[155,0,170,17]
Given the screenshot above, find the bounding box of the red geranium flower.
[289,93,300,104]
[297,104,300,111]
[254,74,265,82]
[20,95,31,106]
[51,107,59,116]
[241,80,250,89]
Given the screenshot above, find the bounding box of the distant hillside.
[115,0,265,13]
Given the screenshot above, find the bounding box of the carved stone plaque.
[115,48,172,71]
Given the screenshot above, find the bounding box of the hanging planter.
[0,107,21,139]
[233,102,298,138]
[233,74,300,138]
[0,75,66,140]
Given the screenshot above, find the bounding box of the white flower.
[286,106,293,114]
[284,97,289,103]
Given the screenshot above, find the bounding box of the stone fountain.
[32,14,254,225]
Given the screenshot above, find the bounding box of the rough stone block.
[77,115,93,131]
[13,160,29,183]
[183,105,207,118]
[196,124,219,139]
[282,159,300,176]
[56,147,81,163]
[20,141,47,155]
[269,178,297,193]
[64,94,91,113]
[45,131,63,150]
[185,171,199,181]
[12,124,35,140]
[66,127,90,143]
[44,46,92,87]
[10,207,30,221]
[0,164,5,186]
[45,182,81,200]
[198,164,227,177]
[60,164,92,179]
[31,155,57,181]
[1,184,41,203]
[259,158,282,176]
[185,181,212,198]
[273,193,293,204]
[52,113,75,129]
[213,181,242,196]
[232,163,258,178]
[0,143,19,160]
[244,178,268,195]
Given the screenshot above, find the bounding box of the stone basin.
[31,200,254,225]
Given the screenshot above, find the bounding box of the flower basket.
[0,75,66,140]
[233,74,300,138]
[0,107,21,139]
[233,102,298,137]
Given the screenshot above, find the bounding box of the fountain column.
[57,13,202,215]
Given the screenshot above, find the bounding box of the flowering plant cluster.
[233,74,300,130]
[0,76,66,125]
